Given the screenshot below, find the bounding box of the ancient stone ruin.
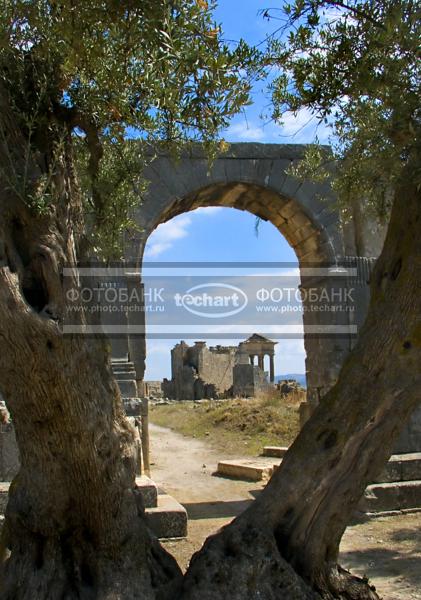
[162,334,277,400]
[1,143,420,532]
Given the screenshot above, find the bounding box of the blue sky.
[143,1,327,382]
[214,0,331,146]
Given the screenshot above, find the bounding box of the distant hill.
[275,373,307,388]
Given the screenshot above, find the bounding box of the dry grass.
[149,390,303,457]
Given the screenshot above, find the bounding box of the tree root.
[175,517,381,600]
[318,565,380,600]
[177,519,319,600]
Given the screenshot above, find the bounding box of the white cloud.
[225,110,331,145]
[281,108,315,136]
[226,121,266,142]
[192,206,224,216]
[279,107,330,143]
[144,215,192,258]
[144,207,224,258]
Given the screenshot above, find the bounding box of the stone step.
[145,492,188,539]
[373,453,421,483]
[259,451,421,482]
[117,380,138,397]
[216,458,282,482]
[112,359,135,366]
[262,446,289,458]
[113,371,137,381]
[113,371,137,379]
[359,480,421,513]
[112,362,136,373]
[135,476,158,508]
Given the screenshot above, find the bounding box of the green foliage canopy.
[265,0,420,220]
[0,0,257,257]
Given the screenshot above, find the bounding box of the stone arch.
[121,144,369,409]
[139,181,336,267]
[125,144,344,268]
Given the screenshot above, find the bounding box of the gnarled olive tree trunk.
[0,87,181,599]
[1,65,420,599]
[179,162,421,599]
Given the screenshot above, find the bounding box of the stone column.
[269,354,275,383]
[250,354,255,365]
[258,354,264,370]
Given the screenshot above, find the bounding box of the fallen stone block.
[0,482,9,514]
[400,453,421,481]
[145,493,188,538]
[135,476,158,508]
[216,458,281,482]
[262,446,289,458]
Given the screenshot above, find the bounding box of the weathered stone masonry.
[163,340,237,400]
[162,335,275,400]
[121,144,384,400]
[108,142,419,452]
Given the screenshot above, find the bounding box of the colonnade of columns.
[249,353,275,383]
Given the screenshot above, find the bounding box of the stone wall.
[166,341,238,400]
[194,344,237,395]
[233,364,269,398]
[394,404,421,454]
[144,381,163,399]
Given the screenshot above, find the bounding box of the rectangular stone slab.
[262,446,289,458]
[360,480,421,513]
[372,453,421,483]
[135,475,158,508]
[216,458,282,482]
[145,493,188,538]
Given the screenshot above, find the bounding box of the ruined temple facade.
[162,335,276,400]
[241,333,277,383]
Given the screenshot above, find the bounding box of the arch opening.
[126,177,348,409]
[135,202,311,545]
[142,205,307,389]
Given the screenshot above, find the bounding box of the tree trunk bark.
[1,67,420,599]
[178,168,421,599]
[0,274,181,598]
[0,86,181,598]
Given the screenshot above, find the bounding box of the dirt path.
[149,423,421,600]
